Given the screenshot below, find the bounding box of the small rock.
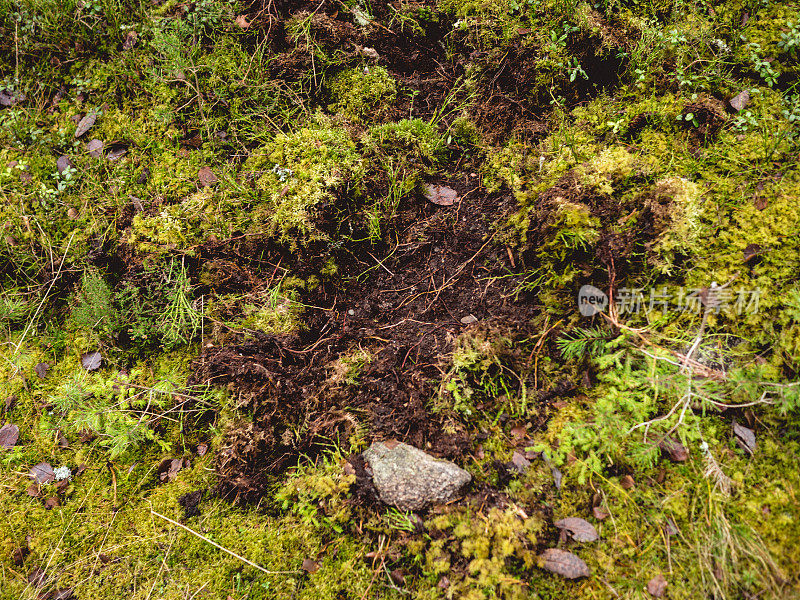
[363,441,471,511]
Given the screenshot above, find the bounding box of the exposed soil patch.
[190,176,552,502]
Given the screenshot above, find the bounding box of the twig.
[150,509,301,576]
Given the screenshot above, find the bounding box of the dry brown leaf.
[620,474,635,489]
[198,166,218,187]
[27,566,46,588]
[647,573,668,597]
[510,451,531,474]
[554,517,599,542]
[122,30,138,51]
[0,423,19,450]
[74,113,97,138]
[729,90,750,112]
[34,362,50,379]
[390,568,405,586]
[30,462,55,484]
[733,422,756,455]
[157,458,184,483]
[87,139,104,158]
[302,558,320,573]
[56,156,72,175]
[592,505,610,520]
[659,436,689,462]
[235,14,251,28]
[81,350,103,371]
[423,184,458,206]
[540,548,590,579]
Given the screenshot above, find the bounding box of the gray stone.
[363,441,472,510]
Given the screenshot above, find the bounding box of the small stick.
[150,509,301,575]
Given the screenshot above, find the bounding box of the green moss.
[327,66,397,121]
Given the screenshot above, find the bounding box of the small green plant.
[556,326,614,360]
[72,270,119,337]
[158,257,202,349]
[778,21,800,57]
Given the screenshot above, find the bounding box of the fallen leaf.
[196,442,208,457]
[107,144,128,160]
[27,484,40,497]
[390,568,405,586]
[81,350,103,371]
[44,496,60,509]
[302,558,320,574]
[235,14,250,28]
[733,421,756,455]
[510,425,527,440]
[52,589,76,600]
[0,423,19,450]
[620,474,635,489]
[647,573,668,597]
[510,451,531,474]
[157,458,184,483]
[34,362,50,379]
[592,505,610,520]
[729,90,750,112]
[198,166,218,187]
[56,156,73,175]
[540,548,590,579]
[27,566,47,588]
[87,139,104,157]
[460,314,478,324]
[12,545,28,566]
[74,113,97,138]
[30,462,55,485]
[743,243,762,262]
[423,184,459,206]
[0,89,24,107]
[554,517,599,542]
[659,436,689,462]
[4,395,17,412]
[122,30,138,50]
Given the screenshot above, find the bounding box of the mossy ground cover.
[1,0,800,598]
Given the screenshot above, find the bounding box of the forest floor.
[1,0,800,598]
